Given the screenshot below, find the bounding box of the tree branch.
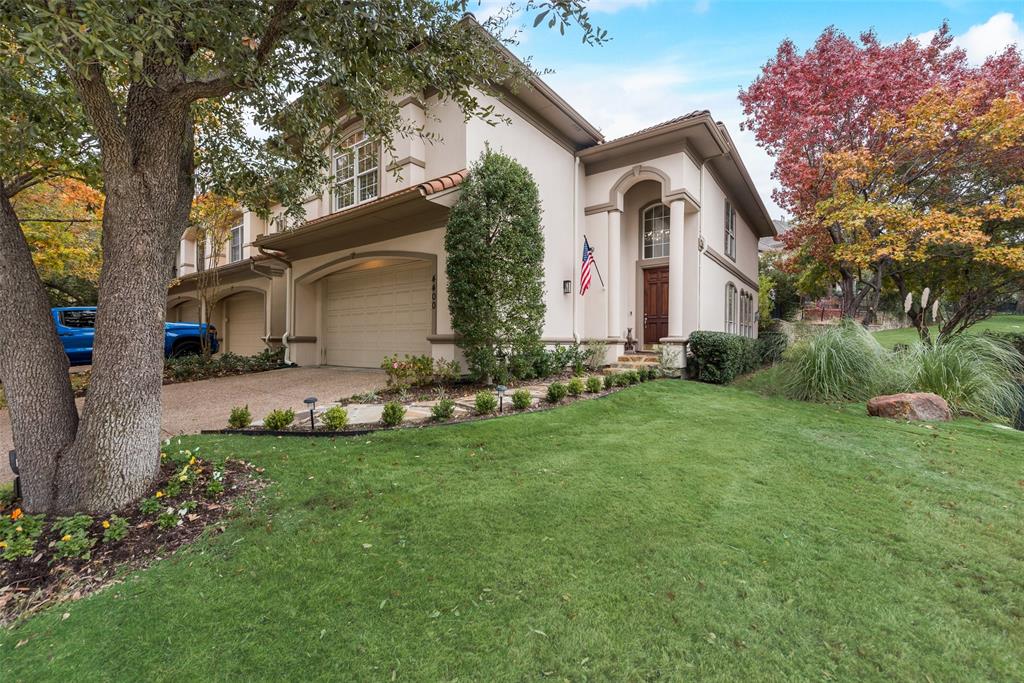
[175,0,299,102]
[67,63,128,159]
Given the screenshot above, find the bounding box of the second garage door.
[223,292,266,356]
[322,262,433,367]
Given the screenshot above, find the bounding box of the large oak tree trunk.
[48,93,195,512]
[0,190,80,511]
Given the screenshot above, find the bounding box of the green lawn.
[872,313,1024,348]
[3,382,1023,681]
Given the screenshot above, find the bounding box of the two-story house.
[166,28,775,369]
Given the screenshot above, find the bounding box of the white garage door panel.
[225,293,266,356]
[323,263,432,367]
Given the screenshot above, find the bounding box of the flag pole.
[583,234,606,288]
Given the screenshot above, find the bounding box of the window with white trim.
[725,283,737,334]
[229,225,243,262]
[642,203,670,259]
[724,200,736,260]
[333,133,379,211]
[739,291,754,337]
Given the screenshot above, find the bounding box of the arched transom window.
[642,204,670,259]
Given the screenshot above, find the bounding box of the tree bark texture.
[0,190,80,511]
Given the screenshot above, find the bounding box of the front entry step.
[608,354,660,372]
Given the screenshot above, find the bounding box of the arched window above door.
[642,203,670,259]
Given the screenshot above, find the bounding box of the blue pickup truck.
[53,307,218,366]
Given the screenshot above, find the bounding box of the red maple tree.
[740,24,1024,319]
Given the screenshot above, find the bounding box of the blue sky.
[482,1,1024,219]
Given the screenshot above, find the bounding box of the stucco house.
[167,35,775,370]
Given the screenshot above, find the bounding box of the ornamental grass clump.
[906,334,1023,419]
[781,321,897,403]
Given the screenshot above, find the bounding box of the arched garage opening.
[216,290,267,356]
[300,253,436,368]
[167,297,201,323]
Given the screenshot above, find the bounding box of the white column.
[606,209,621,340]
[668,199,685,339]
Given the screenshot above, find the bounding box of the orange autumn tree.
[14,178,104,305]
[815,84,1024,341]
[186,192,242,356]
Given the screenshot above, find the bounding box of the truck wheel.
[170,340,202,358]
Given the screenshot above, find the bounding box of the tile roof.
[255,169,468,244]
[417,169,467,195]
[600,110,710,145]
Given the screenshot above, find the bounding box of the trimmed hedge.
[689,331,758,384]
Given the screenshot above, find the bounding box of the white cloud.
[544,60,785,219]
[916,12,1023,64]
[956,12,1023,63]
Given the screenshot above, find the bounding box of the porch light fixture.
[496,385,507,413]
[562,280,572,295]
[304,397,318,432]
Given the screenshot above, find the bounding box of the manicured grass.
[4,382,1024,680]
[872,313,1024,348]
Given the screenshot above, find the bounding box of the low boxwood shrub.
[262,408,295,430]
[627,370,641,385]
[647,365,660,380]
[585,376,603,393]
[431,397,456,421]
[546,382,568,403]
[603,374,616,390]
[320,406,348,431]
[381,401,406,427]
[512,388,532,410]
[688,331,759,384]
[567,377,585,396]
[475,390,498,415]
[227,405,252,429]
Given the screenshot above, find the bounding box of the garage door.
[323,261,433,367]
[169,300,200,323]
[223,292,266,356]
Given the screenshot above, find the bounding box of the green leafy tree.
[0,3,604,513]
[445,149,545,383]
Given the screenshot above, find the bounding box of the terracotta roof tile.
[256,169,468,243]
[417,169,467,196]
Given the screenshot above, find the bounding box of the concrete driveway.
[0,366,385,482]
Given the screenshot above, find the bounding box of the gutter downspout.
[257,246,293,364]
[572,155,580,343]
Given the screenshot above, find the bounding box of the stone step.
[610,361,657,370]
[616,355,659,364]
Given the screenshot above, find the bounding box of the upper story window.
[333,133,379,211]
[196,239,206,272]
[725,282,737,334]
[642,203,670,259]
[229,225,243,262]
[724,200,737,260]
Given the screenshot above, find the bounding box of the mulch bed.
[1,456,264,627]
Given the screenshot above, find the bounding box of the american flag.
[580,236,595,296]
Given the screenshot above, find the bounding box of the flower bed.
[0,447,263,626]
[211,369,667,437]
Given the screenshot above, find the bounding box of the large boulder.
[867,392,951,421]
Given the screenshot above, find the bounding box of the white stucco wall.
[465,93,578,342]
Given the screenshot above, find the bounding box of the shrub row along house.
[166,30,775,370]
